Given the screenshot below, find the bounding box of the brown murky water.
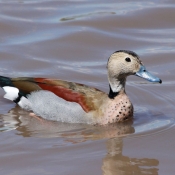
[0,0,175,174]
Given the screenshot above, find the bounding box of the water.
[0,0,175,174]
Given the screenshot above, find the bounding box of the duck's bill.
[135,65,162,83]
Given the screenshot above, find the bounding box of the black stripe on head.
[113,50,139,58]
[107,50,140,66]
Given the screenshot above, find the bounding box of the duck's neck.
[108,75,126,99]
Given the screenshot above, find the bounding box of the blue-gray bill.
[135,65,162,83]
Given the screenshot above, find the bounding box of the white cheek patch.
[3,86,19,101]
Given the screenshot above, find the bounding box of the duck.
[0,50,162,125]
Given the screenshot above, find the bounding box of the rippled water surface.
[0,0,175,174]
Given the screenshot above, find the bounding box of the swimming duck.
[0,50,162,125]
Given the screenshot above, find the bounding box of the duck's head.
[107,50,162,98]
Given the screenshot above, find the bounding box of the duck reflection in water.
[0,107,159,174]
[102,138,159,175]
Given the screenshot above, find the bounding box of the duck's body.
[0,76,133,124]
[0,50,161,125]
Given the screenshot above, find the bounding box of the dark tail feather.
[0,76,21,103]
[0,76,29,105]
[0,76,13,88]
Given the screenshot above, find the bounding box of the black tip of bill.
[135,65,162,84]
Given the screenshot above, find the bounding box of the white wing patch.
[3,86,19,101]
[18,96,32,111]
[2,86,32,111]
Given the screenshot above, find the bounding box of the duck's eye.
[125,57,131,62]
